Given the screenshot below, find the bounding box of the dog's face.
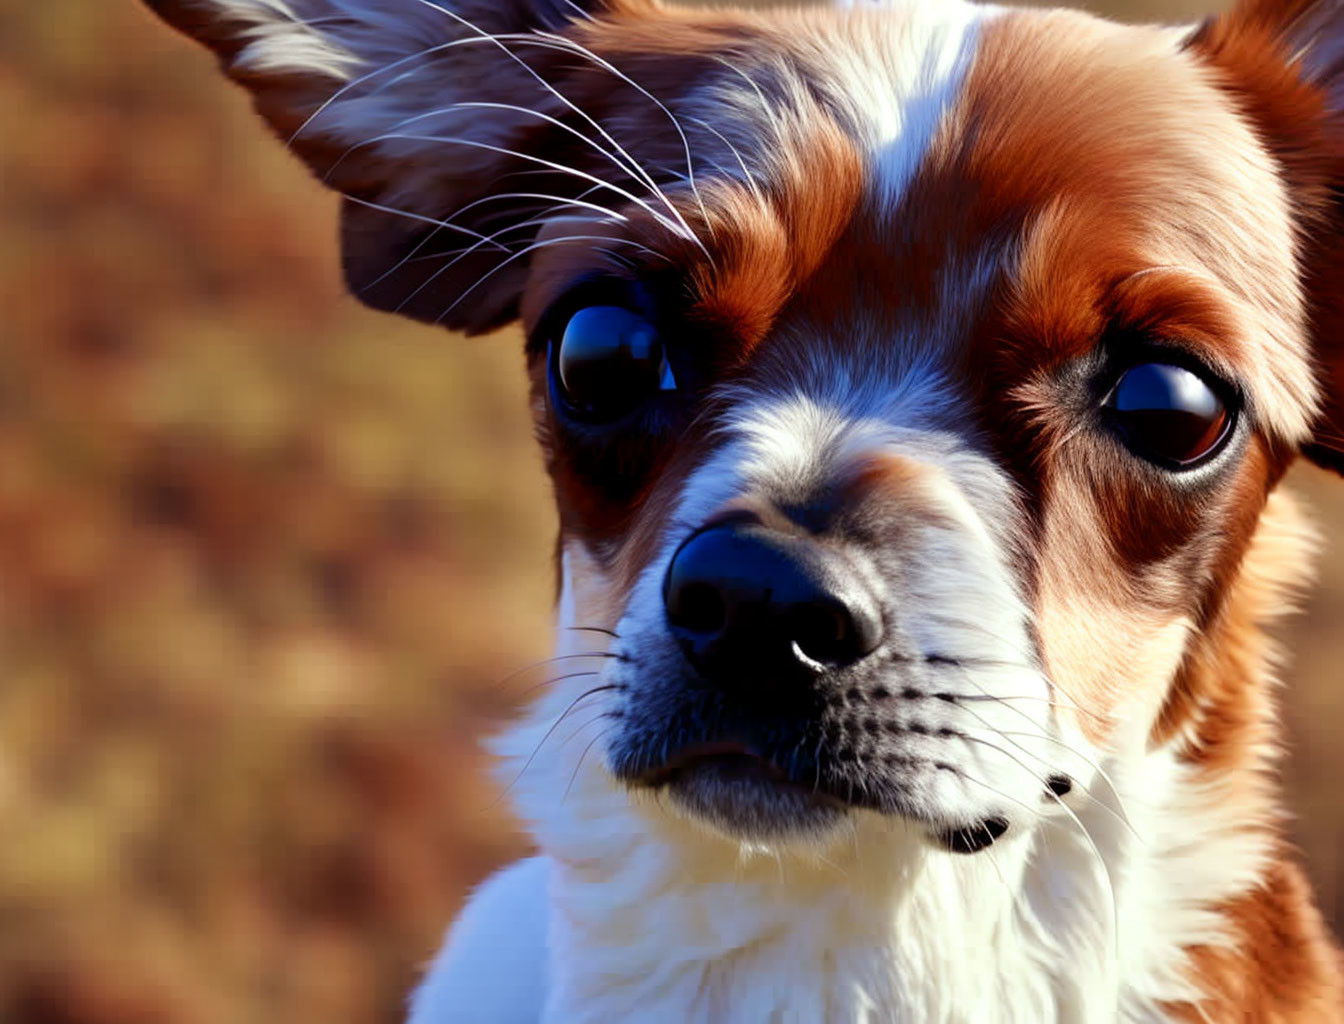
[149,0,1343,855]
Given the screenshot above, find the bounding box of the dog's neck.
[504,491,1325,1023]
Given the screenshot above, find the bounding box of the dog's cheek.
[1034,423,1296,748]
[1032,481,1199,744]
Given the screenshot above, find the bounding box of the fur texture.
[139,0,1344,1019]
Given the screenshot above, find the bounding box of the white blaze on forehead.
[667,353,961,540]
[686,1,993,209]
[721,353,961,494]
[823,0,994,200]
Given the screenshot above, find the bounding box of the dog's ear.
[1189,0,1344,473]
[140,0,685,334]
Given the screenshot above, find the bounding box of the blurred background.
[0,0,1339,1021]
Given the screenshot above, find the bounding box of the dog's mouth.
[627,740,1023,852]
[638,742,788,787]
[632,741,849,840]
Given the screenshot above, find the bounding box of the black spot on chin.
[941,817,1009,854]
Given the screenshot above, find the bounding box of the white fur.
[825,0,993,200]
[204,0,451,78]
[408,857,550,1023]
[678,0,992,206]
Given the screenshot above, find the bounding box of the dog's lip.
[636,741,788,787]
[631,739,849,840]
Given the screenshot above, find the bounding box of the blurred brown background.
[0,0,1339,1021]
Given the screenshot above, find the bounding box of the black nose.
[663,522,882,682]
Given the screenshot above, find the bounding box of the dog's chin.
[649,750,849,842]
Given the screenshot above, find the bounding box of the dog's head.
[147,0,1344,858]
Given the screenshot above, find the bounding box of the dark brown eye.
[1104,362,1233,468]
[552,306,675,422]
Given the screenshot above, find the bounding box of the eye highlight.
[1103,362,1234,469]
[551,305,676,423]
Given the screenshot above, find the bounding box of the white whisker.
[288,0,698,253]
[941,667,1136,835]
[687,115,766,201]
[962,745,1121,998]
[370,100,663,205]
[391,213,598,307]
[997,729,1138,835]
[958,722,1135,841]
[360,192,628,293]
[398,4,704,254]
[339,193,509,251]
[288,34,512,146]
[530,30,717,254]
[433,234,668,323]
[559,0,597,25]
[326,131,690,242]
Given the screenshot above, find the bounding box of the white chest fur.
[411,707,1268,1024]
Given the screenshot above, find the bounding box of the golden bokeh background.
[0,0,1339,1021]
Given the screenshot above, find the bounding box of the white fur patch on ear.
[221,0,363,78]
[172,0,618,82]
[177,0,453,78]
[161,0,606,82]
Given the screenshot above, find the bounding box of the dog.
[141,0,1344,1019]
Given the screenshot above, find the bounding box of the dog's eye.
[552,306,676,422]
[1103,362,1233,468]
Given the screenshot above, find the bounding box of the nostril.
[788,600,860,665]
[668,580,727,633]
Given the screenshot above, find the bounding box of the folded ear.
[1188,0,1344,473]
[142,0,686,333]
